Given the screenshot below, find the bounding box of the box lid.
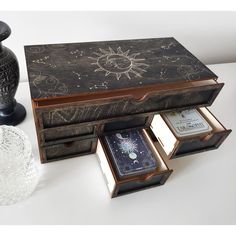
[24,37,217,101]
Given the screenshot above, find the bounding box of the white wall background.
[1,11,236,82]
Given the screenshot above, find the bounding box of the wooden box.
[24,37,231,197]
[24,37,225,163]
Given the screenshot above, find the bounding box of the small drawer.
[40,122,98,146]
[149,107,231,159]
[40,137,97,163]
[96,129,172,198]
[100,114,153,134]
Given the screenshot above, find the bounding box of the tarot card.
[104,129,158,179]
[162,109,213,138]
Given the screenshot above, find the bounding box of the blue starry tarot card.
[104,130,158,179]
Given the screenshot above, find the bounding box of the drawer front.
[102,115,151,133]
[39,85,220,128]
[40,123,98,146]
[174,131,231,158]
[40,138,97,163]
[115,171,172,196]
[39,114,151,146]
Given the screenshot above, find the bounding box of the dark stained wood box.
[24,37,231,197]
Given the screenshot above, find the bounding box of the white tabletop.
[0,62,235,225]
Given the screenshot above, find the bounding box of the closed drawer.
[101,114,152,133]
[39,122,98,146]
[39,137,97,163]
[149,107,231,159]
[38,114,151,146]
[37,81,222,128]
[96,129,172,198]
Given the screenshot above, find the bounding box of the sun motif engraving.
[89,47,149,80]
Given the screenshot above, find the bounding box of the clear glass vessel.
[0,125,39,205]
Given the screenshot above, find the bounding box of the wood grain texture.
[24,37,217,100]
[41,137,97,163]
[38,85,221,128]
[24,38,228,165]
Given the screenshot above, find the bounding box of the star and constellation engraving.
[89,81,108,90]
[32,56,57,68]
[70,49,84,58]
[31,46,149,94]
[88,47,149,80]
[26,39,217,98]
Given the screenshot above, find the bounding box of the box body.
[24,37,231,197]
[24,37,224,163]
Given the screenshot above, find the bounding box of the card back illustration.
[104,130,158,178]
[162,109,213,138]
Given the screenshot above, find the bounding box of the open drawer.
[149,107,231,159]
[96,129,172,198]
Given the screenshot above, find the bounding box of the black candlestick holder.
[0,21,26,125]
